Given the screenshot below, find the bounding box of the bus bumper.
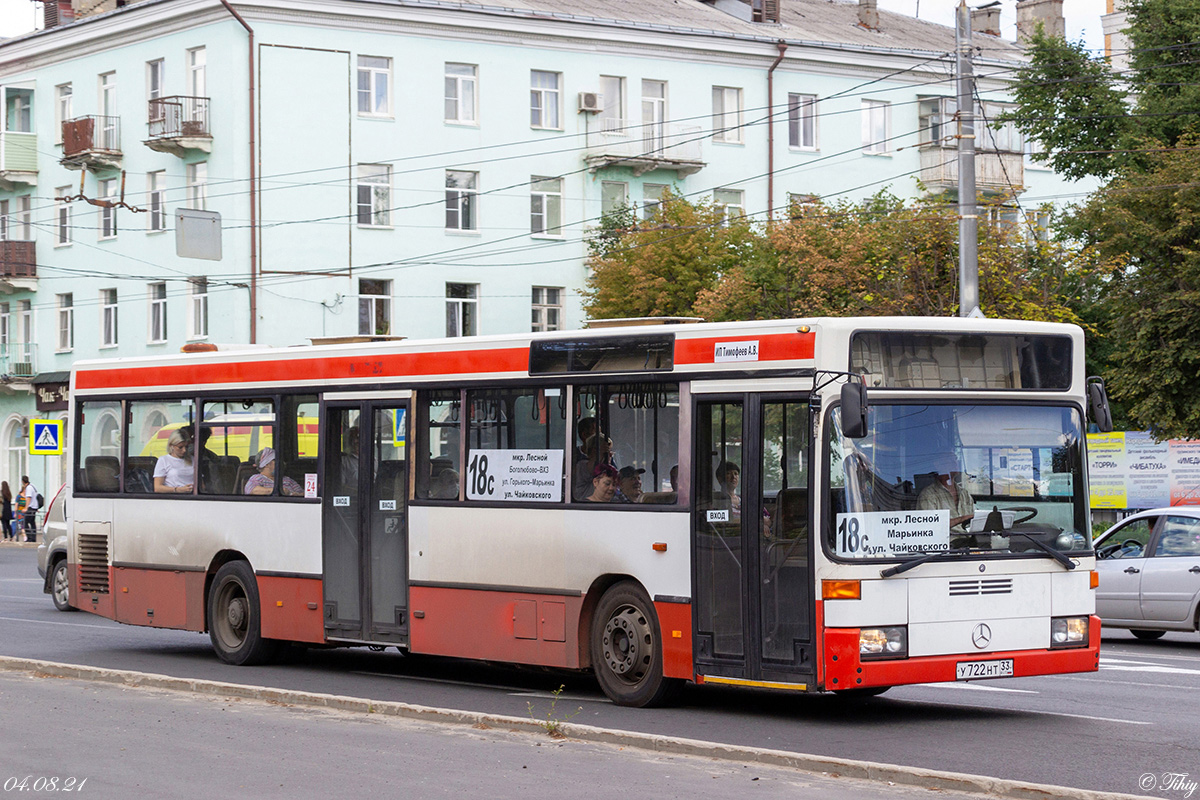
[822,615,1100,691]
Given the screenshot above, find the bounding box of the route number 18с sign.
[835,510,951,558]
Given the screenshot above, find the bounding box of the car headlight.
[860,626,907,660]
[1051,616,1089,648]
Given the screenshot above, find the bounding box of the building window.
[600,75,625,133]
[57,294,73,352]
[530,176,563,236]
[445,170,478,231]
[643,183,667,220]
[147,59,164,103]
[0,304,9,347]
[357,55,391,116]
[862,100,890,154]
[530,70,561,129]
[714,188,745,221]
[101,289,118,348]
[358,279,391,336]
[787,192,819,219]
[444,63,477,123]
[531,287,562,332]
[186,162,207,210]
[788,93,817,150]
[0,199,24,240]
[917,96,955,147]
[149,283,167,343]
[711,86,743,143]
[189,278,208,339]
[55,190,71,246]
[99,72,117,150]
[55,83,72,144]
[980,102,1023,153]
[188,47,206,98]
[98,179,117,239]
[18,301,31,344]
[356,164,391,227]
[601,181,628,217]
[11,95,31,133]
[446,283,478,337]
[147,171,166,232]
[642,80,667,152]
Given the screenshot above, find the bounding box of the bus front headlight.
[1050,616,1088,648]
[860,626,907,660]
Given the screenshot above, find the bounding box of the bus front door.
[693,396,814,686]
[322,402,410,646]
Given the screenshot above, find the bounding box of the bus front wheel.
[591,582,680,708]
[208,561,277,665]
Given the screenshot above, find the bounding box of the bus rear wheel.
[209,561,277,665]
[591,582,680,708]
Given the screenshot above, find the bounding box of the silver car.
[35,486,71,612]
[1095,508,1200,640]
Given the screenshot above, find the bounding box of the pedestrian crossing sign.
[30,419,64,455]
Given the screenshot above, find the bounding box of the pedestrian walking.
[0,482,11,541]
[19,476,38,543]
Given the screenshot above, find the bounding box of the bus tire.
[591,582,680,708]
[208,561,277,665]
[1130,629,1166,641]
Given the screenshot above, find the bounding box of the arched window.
[6,418,26,486]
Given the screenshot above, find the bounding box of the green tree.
[583,190,764,319]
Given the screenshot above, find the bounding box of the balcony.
[61,116,122,171]
[0,240,35,293]
[0,342,36,391]
[144,96,212,156]
[0,132,37,190]
[584,123,706,177]
[918,145,1025,195]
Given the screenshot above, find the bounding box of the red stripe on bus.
[821,616,1100,690]
[675,332,814,365]
[655,599,694,680]
[75,347,531,390]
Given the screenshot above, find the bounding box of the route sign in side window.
[465,387,566,503]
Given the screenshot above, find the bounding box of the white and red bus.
[65,317,1107,706]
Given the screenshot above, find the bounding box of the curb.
[0,656,1150,800]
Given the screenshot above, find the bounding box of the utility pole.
[956,0,981,317]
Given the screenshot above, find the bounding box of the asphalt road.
[1,545,1192,798]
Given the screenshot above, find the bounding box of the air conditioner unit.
[578,91,603,113]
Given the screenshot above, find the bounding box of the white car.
[1094,508,1200,639]
[35,486,71,612]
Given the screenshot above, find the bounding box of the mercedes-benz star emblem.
[972,623,992,649]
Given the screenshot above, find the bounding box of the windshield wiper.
[880,548,973,578]
[1000,531,1076,570]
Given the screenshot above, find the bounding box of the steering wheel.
[1120,539,1143,554]
[1003,506,1039,525]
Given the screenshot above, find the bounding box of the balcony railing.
[147,96,211,142]
[0,132,37,189]
[0,342,36,380]
[585,123,706,177]
[61,116,122,169]
[0,240,35,280]
[918,145,1025,194]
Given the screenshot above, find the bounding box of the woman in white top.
[154,429,195,494]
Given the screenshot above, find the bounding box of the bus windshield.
[827,403,1089,560]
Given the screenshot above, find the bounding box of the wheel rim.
[214,579,249,650]
[602,603,654,686]
[52,564,69,606]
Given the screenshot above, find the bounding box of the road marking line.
[915,682,1038,694]
[1053,674,1193,690]
[0,615,118,629]
[1100,663,1200,676]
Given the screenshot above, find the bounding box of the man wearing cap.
[916,454,975,542]
[245,447,303,497]
[616,465,645,503]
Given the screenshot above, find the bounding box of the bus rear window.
[850,332,1071,390]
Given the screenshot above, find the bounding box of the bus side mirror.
[841,381,868,439]
[1087,376,1113,433]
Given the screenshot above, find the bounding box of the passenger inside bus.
[616,466,644,503]
[715,460,741,514]
[583,464,619,503]
[154,430,195,494]
[244,447,303,497]
[573,432,615,500]
[916,454,976,541]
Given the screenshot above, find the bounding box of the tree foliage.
[585,191,1090,326]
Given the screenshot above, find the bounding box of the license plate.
[955,658,1014,680]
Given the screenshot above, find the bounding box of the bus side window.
[127,399,195,495]
[416,390,461,500]
[76,400,122,493]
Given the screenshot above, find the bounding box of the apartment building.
[0,0,1090,490]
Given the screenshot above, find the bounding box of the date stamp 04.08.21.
[3,777,87,792]
[1142,773,1198,798]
